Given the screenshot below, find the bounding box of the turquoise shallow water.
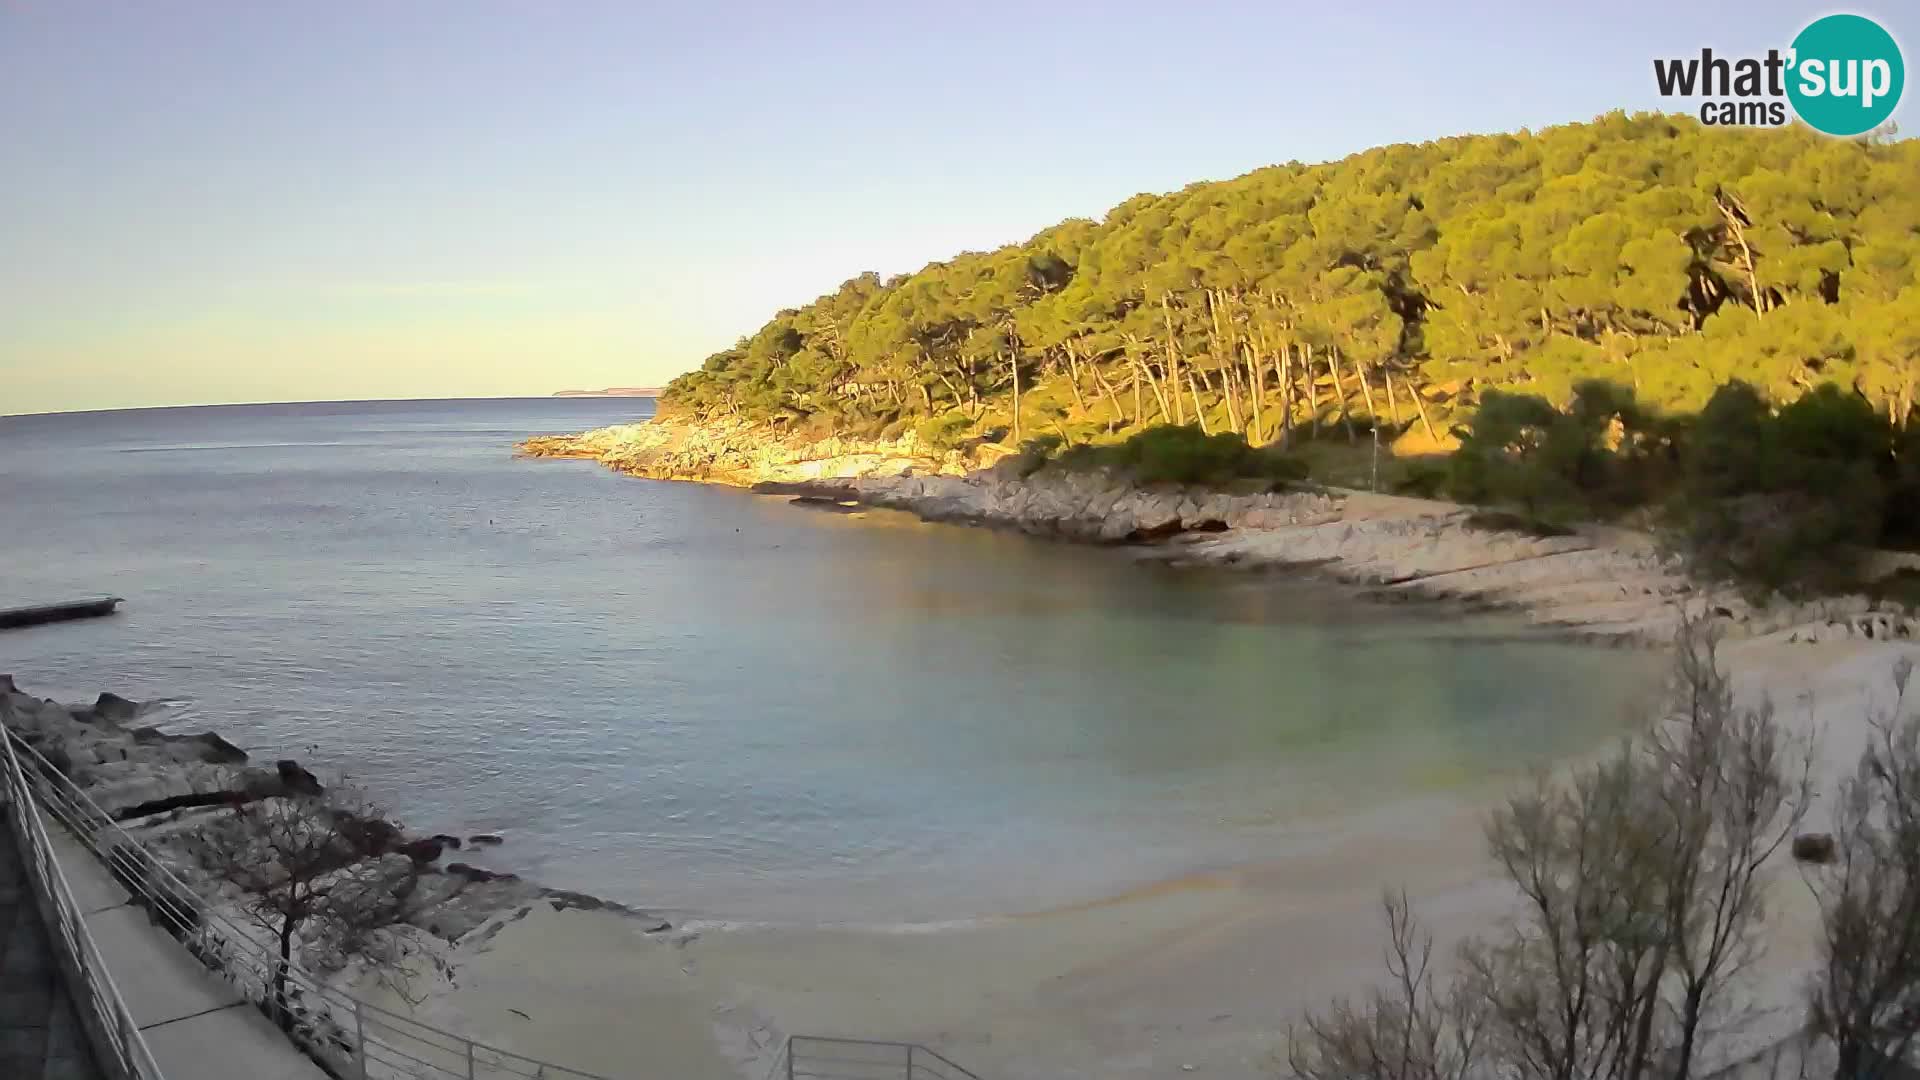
[0,398,1661,923]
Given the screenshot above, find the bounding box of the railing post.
[467,1037,477,1080]
[907,1043,915,1080]
[787,1038,796,1080]
[354,998,367,1080]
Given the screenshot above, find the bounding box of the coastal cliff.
[520,418,1920,646]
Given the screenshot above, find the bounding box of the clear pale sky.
[1,1,1910,415]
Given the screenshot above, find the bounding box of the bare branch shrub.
[1647,621,1811,1079]
[1286,891,1485,1080]
[1807,657,1920,1080]
[1287,614,1811,1080]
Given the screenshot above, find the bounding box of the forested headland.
[660,112,1919,590]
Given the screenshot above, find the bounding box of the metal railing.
[4,728,613,1080]
[769,1036,981,1080]
[1,724,168,1080]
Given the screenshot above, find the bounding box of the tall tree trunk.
[1063,342,1089,417]
[1351,354,1379,428]
[1674,988,1706,1080]
[1162,295,1184,425]
[1091,361,1125,431]
[1245,344,1264,446]
[1209,291,1242,434]
[274,915,297,1031]
[1836,1042,1863,1080]
[1351,353,1380,489]
[1130,348,1171,423]
[1187,370,1210,434]
[1399,369,1440,443]
[1303,345,1322,438]
[1717,193,1765,315]
[1009,349,1022,445]
[1271,334,1293,447]
[1328,348,1356,443]
[1622,939,1671,1080]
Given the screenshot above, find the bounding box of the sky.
[1,1,1912,415]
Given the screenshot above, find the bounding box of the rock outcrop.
[1,679,685,1080]
[0,681,667,946]
[518,416,983,487]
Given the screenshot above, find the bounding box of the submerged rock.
[128,727,249,765]
[788,495,862,513]
[92,692,140,723]
[276,759,323,795]
[394,836,450,863]
[446,862,519,884]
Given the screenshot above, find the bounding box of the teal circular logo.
[1787,14,1904,136]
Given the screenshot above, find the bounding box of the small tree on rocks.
[189,780,427,1031]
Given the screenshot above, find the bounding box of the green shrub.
[1888,421,1920,551]
[1447,389,1583,512]
[914,413,974,451]
[1670,489,1873,595]
[1057,424,1307,488]
[841,413,894,440]
[794,411,842,443]
[1249,450,1312,487]
[1010,434,1064,478]
[1668,382,1894,594]
[1395,461,1450,499]
[1446,380,1676,522]
[1131,425,1254,485]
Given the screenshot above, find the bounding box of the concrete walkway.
[0,824,100,1080]
[47,827,327,1080]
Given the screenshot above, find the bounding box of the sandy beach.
[353,630,1913,1080]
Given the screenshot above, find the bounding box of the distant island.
[552,387,662,398]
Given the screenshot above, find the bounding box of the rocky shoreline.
[0,673,672,1073]
[0,676,662,936]
[521,417,1920,646]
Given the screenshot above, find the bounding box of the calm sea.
[0,398,1658,923]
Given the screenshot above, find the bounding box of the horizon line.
[0,393,665,420]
